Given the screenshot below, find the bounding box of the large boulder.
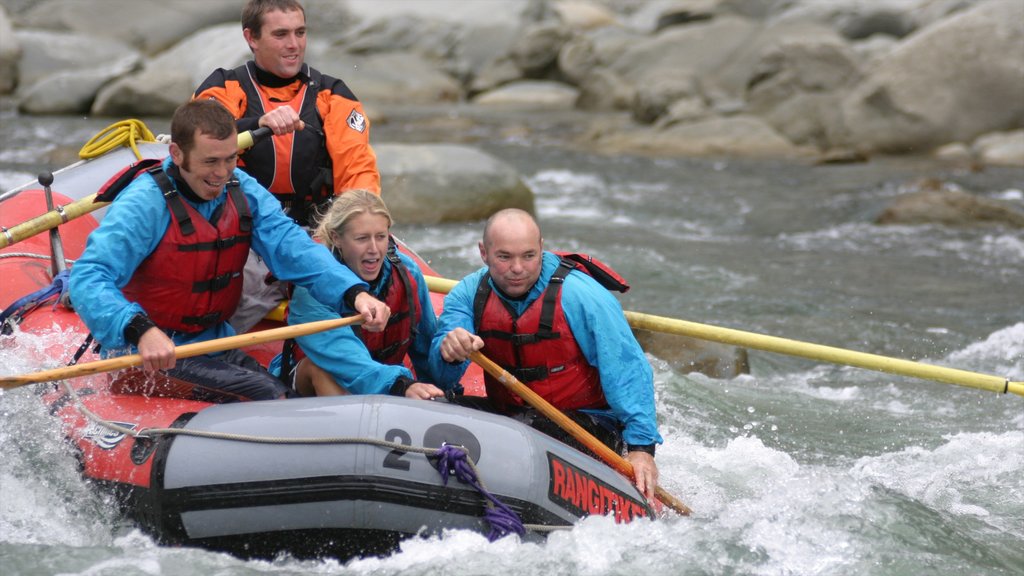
[377,144,536,224]
[0,6,20,94]
[17,0,239,54]
[591,115,811,158]
[310,49,463,105]
[13,29,139,96]
[838,0,1024,154]
[92,23,249,117]
[633,328,750,379]
[18,56,138,114]
[973,130,1024,167]
[875,179,1024,227]
[472,80,580,109]
[745,24,863,148]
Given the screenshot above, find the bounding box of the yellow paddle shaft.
[0,128,272,250]
[424,276,1021,397]
[1,193,106,249]
[0,316,360,389]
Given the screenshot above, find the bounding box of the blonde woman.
[277,189,448,399]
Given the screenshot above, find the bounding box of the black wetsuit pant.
[164,349,295,402]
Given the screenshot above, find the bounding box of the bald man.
[429,209,663,501]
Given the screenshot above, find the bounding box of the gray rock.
[575,68,635,111]
[448,23,521,86]
[510,21,574,78]
[311,49,463,105]
[19,0,239,54]
[472,80,580,109]
[876,179,1024,227]
[632,74,699,124]
[653,0,718,32]
[18,55,137,114]
[377,143,536,224]
[839,0,1024,154]
[633,328,750,379]
[339,14,458,61]
[745,25,863,147]
[468,55,524,96]
[593,115,811,157]
[609,15,756,89]
[14,29,140,95]
[551,0,620,30]
[973,130,1024,167]
[92,23,248,117]
[0,6,19,94]
[770,0,920,39]
[557,35,599,84]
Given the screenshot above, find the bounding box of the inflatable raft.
[0,126,655,559]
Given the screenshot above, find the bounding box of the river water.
[1,100,1022,575]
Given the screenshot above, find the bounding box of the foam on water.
[945,322,1024,379]
[852,431,1024,533]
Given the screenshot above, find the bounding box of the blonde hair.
[312,189,393,248]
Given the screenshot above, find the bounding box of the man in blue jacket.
[430,208,663,500]
[70,99,390,402]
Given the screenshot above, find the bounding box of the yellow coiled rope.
[78,119,157,161]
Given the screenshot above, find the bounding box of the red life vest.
[230,61,332,226]
[472,253,629,413]
[354,239,421,365]
[122,167,252,333]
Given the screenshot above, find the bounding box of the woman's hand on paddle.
[439,328,483,362]
[137,327,176,372]
[405,382,445,400]
[627,450,659,502]
[353,292,390,332]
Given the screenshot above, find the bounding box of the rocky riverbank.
[1,0,1022,166]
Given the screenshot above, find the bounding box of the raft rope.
[434,443,526,540]
[78,119,157,160]
[52,376,568,536]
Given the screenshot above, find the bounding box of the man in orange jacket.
[194,0,381,332]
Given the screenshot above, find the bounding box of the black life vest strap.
[180,311,222,329]
[149,166,195,237]
[234,61,331,227]
[225,178,252,232]
[191,271,239,293]
[473,258,573,343]
[278,337,297,385]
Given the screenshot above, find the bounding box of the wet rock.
[315,50,463,105]
[592,115,812,158]
[472,80,579,109]
[13,29,139,95]
[973,130,1024,167]
[839,0,1024,154]
[510,21,574,78]
[376,143,535,224]
[18,0,239,55]
[633,328,750,379]
[875,179,1024,227]
[0,6,18,94]
[92,23,249,117]
[551,0,620,30]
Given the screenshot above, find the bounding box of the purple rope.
[435,444,525,541]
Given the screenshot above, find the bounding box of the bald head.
[479,209,543,298]
[482,208,541,248]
